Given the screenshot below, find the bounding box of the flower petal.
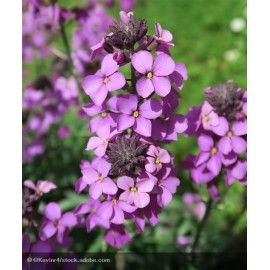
[137,179,154,192]
[39,222,57,240]
[136,77,154,98]
[152,76,171,97]
[134,117,152,137]
[131,51,153,74]
[102,178,118,195]
[117,176,134,190]
[60,212,77,227]
[231,136,247,154]
[101,54,119,76]
[44,202,61,222]
[106,72,126,92]
[89,182,102,200]
[134,192,150,208]
[218,136,232,155]
[82,75,103,96]
[153,53,175,76]
[139,98,162,119]
[117,114,135,132]
[197,134,214,151]
[232,120,247,136]
[86,137,103,151]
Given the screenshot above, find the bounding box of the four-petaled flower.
[82,54,126,105]
[116,94,162,137]
[117,176,154,208]
[145,145,171,173]
[131,50,175,98]
[81,158,117,199]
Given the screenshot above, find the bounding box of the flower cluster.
[22,75,79,163]
[22,0,71,63]
[71,4,114,75]
[74,11,188,248]
[182,81,247,200]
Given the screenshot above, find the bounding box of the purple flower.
[117,176,154,208]
[200,101,219,130]
[24,180,56,200]
[39,202,77,244]
[131,50,175,98]
[183,193,206,220]
[54,77,78,102]
[218,120,247,154]
[169,63,188,90]
[194,134,223,176]
[57,126,70,139]
[119,11,134,24]
[145,145,171,173]
[156,168,180,207]
[116,94,162,137]
[95,196,137,224]
[154,22,174,47]
[225,159,247,186]
[81,158,117,199]
[82,54,126,105]
[104,224,131,248]
[119,0,135,11]
[83,102,117,133]
[86,125,118,156]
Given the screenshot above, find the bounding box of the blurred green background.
[23,0,247,267]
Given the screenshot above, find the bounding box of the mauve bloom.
[95,196,137,224]
[169,63,188,90]
[131,50,175,98]
[116,94,162,137]
[23,87,43,110]
[104,224,131,248]
[82,54,126,105]
[225,159,247,186]
[145,145,171,173]
[81,158,117,199]
[218,119,247,154]
[83,102,117,133]
[39,202,77,244]
[57,126,70,139]
[195,134,223,176]
[200,101,219,130]
[54,77,78,102]
[86,125,118,156]
[74,197,110,232]
[119,11,134,24]
[183,193,206,220]
[117,176,154,208]
[119,0,135,11]
[154,22,174,47]
[176,236,192,246]
[24,180,56,200]
[156,167,180,207]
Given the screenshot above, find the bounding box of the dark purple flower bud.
[205,81,245,121]
[106,134,149,177]
[106,15,148,50]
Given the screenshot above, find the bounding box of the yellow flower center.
[211,147,217,155]
[133,111,139,118]
[112,198,118,204]
[103,77,109,83]
[98,174,104,181]
[130,187,137,192]
[101,112,107,118]
[102,138,108,145]
[155,157,161,164]
[204,115,209,122]
[227,131,233,137]
[147,72,153,79]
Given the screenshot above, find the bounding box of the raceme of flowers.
[74,10,188,248]
[181,81,247,201]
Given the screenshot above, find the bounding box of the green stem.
[59,20,73,74]
[191,198,213,252]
